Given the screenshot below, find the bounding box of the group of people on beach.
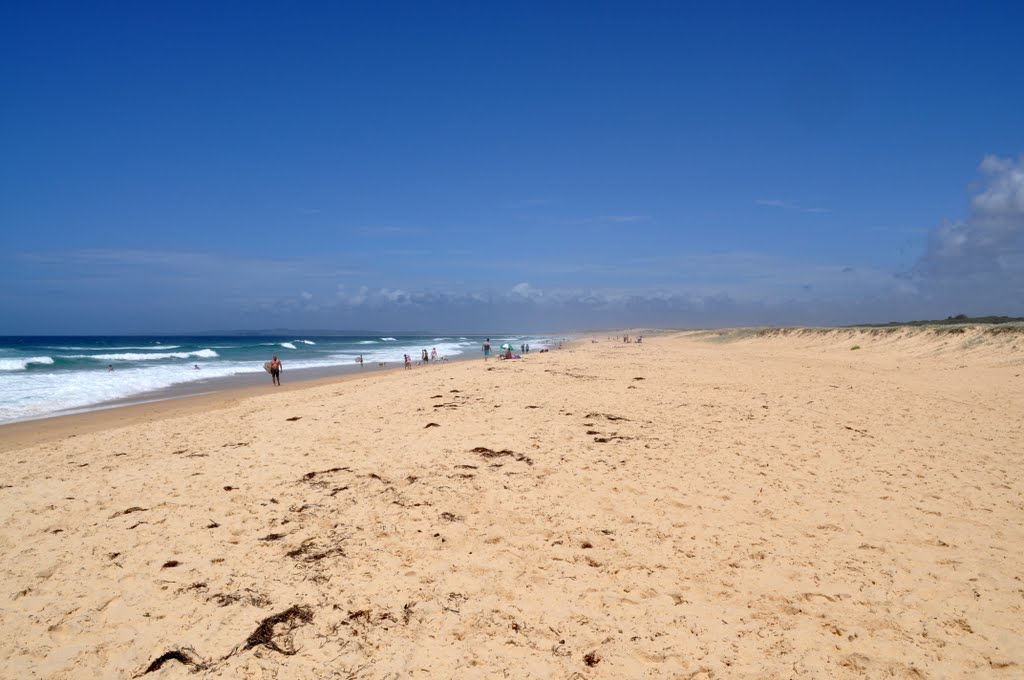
[267,347,451,384]
[267,338,555,386]
[481,338,534,361]
[403,348,444,369]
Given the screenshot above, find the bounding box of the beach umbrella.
[500,343,515,350]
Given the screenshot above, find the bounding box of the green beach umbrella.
[500,343,515,350]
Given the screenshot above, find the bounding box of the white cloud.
[380,288,411,304]
[918,154,1024,280]
[510,282,542,299]
[336,284,369,306]
[906,154,1024,315]
[755,199,829,214]
[559,215,653,225]
[357,226,422,238]
[972,154,1024,223]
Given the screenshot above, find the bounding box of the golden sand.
[1,327,1022,678]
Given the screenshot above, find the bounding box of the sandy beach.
[1,327,1022,679]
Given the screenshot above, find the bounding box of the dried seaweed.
[585,412,630,421]
[111,506,147,518]
[243,605,314,655]
[140,648,205,675]
[301,467,345,481]
[286,540,346,563]
[211,589,272,608]
[472,447,513,458]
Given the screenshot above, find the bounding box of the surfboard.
[263,361,273,374]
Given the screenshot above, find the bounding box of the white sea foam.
[279,342,297,350]
[47,345,182,351]
[0,356,357,423]
[380,337,396,341]
[295,339,316,345]
[0,356,56,371]
[62,349,219,361]
[0,362,246,422]
[333,340,472,364]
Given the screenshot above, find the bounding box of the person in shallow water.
[270,355,282,386]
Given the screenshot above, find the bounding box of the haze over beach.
[2,3,1023,679]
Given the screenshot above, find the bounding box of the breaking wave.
[0,356,56,371]
[47,345,182,351]
[63,349,219,361]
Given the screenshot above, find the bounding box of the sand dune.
[1,328,1022,678]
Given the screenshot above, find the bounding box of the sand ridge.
[0,329,1022,678]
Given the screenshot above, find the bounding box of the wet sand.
[1,327,1022,678]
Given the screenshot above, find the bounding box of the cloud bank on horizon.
[5,155,1023,334]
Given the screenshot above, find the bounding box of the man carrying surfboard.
[268,355,282,386]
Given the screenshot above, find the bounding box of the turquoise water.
[0,334,554,423]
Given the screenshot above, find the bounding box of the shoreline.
[0,333,573,430]
[0,340,571,453]
[0,352,456,454]
[0,333,567,429]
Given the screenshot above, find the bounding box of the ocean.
[0,334,555,424]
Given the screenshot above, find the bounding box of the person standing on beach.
[270,355,282,386]
[482,338,491,361]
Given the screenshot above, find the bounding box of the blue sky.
[2,2,1022,333]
